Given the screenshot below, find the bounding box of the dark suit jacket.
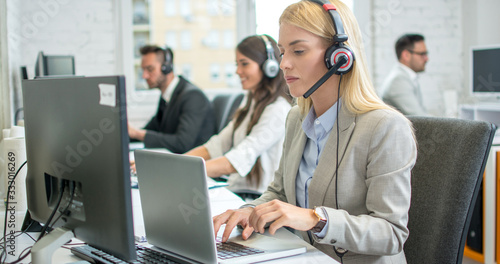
[143,76,215,153]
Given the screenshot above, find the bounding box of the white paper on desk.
[3,128,11,138]
[98,83,116,107]
[9,126,25,138]
[3,136,28,260]
[4,137,28,212]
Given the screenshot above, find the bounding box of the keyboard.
[216,238,265,260]
[71,244,183,264]
[71,240,265,263]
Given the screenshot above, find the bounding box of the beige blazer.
[251,104,417,264]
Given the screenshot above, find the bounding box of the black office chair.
[404,116,496,264]
[212,93,244,133]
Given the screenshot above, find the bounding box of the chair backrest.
[405,116,496,264]
[212,93,244,133]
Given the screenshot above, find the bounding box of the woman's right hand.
[213,207,255,242]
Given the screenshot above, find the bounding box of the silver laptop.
[134,149,306,264]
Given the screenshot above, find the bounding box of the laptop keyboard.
[135,245,183,264]
[72,240,265,263]
[216,237,265,260]
[71,244,182,264]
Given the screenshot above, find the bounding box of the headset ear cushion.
[263,59,280,78]
[161,63,172,75]
[325,45,355,74]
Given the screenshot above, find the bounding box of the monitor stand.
[31,227,74,264]
[21,211,44,232]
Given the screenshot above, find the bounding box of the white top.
[379,63,427,115]
[204,96,291,193]
[161,75,179,103]
[398,62,417,82]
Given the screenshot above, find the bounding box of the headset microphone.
[303,55,347,98]
[305,1,352,262]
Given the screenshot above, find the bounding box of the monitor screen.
[22,76,136,261]
[472,45,500,94]
[35,51,75,77]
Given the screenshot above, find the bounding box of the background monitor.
[22,75,136,261]
[471,45,500,96]
[34,51,75,77]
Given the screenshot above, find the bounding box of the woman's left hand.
[248,199,319,235]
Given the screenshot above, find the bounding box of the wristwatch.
[310,206,327,233]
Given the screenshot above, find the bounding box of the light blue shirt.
[296,100,340,237]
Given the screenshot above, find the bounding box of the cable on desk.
[49,181,76,229]
[2,180,67,263]
[0,161,35,264]
[37,179,67,241]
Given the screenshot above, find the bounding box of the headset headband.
[308,0,348,43]
[261,35,276,61]
[260,35,280,78]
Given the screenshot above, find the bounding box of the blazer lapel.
[162,78,184,124]
[284,114,307,206]
[308,105,356,208]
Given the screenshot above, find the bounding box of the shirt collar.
[162,75,180,103]
[302,99,341,140]
[398,62,418,82]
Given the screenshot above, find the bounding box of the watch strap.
[310,206,327,233]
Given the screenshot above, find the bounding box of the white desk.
[0,184,336,263]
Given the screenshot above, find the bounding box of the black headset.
[260,35,280,78]
[160,46,173,75]
[306,1,350,261]
[310,0,355,74]
[303,0,355,98]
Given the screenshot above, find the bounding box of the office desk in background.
[0,182,336,263]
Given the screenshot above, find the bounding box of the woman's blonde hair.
[280,0,394,115]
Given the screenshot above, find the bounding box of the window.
[207,0,218,16]
[203,30,219,49]
[164,0,176,17]
[180,31,192,50]
[165,31,177,50]
[220,0,234,16]
[134,32,149,59]
[255,0,354,41]
[225,63,237,87]
[210,63,221,82]
[182,64,193,80]
[223,30,234,49]
[133,0,149,24]
[180,0,192,17]
[255,0,296,41]
[131,0,240,90]
[136,67,146,89]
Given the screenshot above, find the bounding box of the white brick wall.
[3,0,136,126]
[368,0,463,116]
[12,0,118,78]
[362,0,500,117]
[6,0,24,123]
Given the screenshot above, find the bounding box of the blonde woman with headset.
[186,35,292,193]
[213,1,417,263]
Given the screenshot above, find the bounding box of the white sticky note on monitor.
[98,83,116,107]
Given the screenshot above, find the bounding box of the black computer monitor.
[471,45,500,96]
[22,76,136,261]
[34,51,75,77]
